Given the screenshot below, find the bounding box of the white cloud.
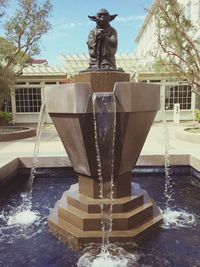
[116,15,145,23]
[57,21,84,30]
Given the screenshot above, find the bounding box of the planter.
[0,126,36,141]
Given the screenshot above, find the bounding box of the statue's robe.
[87,24,117,69]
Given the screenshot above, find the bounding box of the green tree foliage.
[0,37,15,103]
[0,0,52,108]
[152,0,200,95]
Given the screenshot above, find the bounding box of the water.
[0,168,78,267]
[87,93,139,266]
[162,105,196,229]
[161,207,196,229]
[78,244,139,267]
[162,101,174,209]
[28,102,46,192]
[1,167,200,266]
[92,93,116,252]
[2,103,46,230]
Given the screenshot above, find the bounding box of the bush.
[196,110,200,123]
[0,111,12,122]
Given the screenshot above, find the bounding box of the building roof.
[22,64,66,76]
[135,1,155,43]
[61,52,137,76]
[29,59,48,65]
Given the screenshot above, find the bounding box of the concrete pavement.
[0,121,200,172]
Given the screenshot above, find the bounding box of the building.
[6,53,137,124]
[8,61,67,124]
[135,0,200,121]
[61,52,137,77]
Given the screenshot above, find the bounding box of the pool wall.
[0,154,200,182]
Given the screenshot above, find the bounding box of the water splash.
[77,244,139,267]
[7,210,39,226]
[0,205,47,243]
[0,103,46,242]
[161,207,197,229]
[92,93,116,252]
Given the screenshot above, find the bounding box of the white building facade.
[7,63,67,124]
[135,0,200,121]
[7,54,137,124]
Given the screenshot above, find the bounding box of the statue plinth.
[45,72,163,250]
[74,71,130,92]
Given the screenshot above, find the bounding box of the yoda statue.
[87,9,118,70]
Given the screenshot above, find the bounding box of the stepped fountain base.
[48,173,163,250]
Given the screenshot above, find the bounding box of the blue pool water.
[0,167,200,267]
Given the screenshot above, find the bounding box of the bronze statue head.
[88,9,117,28]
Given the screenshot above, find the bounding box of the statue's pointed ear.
[88,15,97,22]
[109,14,117,21]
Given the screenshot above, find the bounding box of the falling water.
[162,101,174,209]
[0,102,46,243]
[161,100,196,229]
[77,93,138,267]
[92,93,116,252]
[9,102,46,226]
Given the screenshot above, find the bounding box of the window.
[165,84,191,110]
[185,1,191,19]
[15,87,42,113]
[196,94,200,109]
[150,80,161,83]
[45,81,57,85]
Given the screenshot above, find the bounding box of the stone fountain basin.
[45,82,160,177]
[0,126,36,141]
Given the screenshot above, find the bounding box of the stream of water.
[77,93,139,267]
[161,101,196,229]
[92,93,116,252]
[4,102,46,228]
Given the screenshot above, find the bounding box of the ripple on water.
[7,210,39,226]
[77,244,140,267]
[0,207,47,243]
[161,207,197,229]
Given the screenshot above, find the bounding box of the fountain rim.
[0,126,36,141]
[1,154,200,182]
[45,82,160,114]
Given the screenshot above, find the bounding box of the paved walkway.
[0,121,200,168]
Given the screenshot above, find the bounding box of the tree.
[0,0,52,108]
[152,0,200,96]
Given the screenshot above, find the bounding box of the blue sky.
[2,0,152,66]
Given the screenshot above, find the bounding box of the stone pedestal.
[79,173,131,199]
[48,179,162,250]
[74,71,130,92]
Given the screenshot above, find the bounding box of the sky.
[1,0,153,66]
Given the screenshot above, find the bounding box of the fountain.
[45,9,162,250]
